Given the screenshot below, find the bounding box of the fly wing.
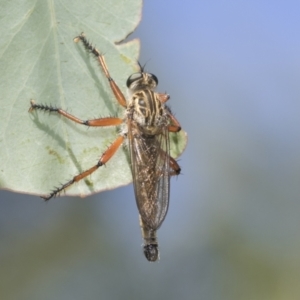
[128,122,170,230]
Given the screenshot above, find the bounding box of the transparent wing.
[128,122,170,230]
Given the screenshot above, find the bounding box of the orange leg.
[167,111,181,175]
[159,148,181,176]
[74,33,127,108]
[29,100,123,127]
[157,92,182,131]
[158,93,170,103]
[42,135,124,200]
[169,156,181,176]
[168,112,181,132]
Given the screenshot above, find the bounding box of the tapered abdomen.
[139,215,159,262]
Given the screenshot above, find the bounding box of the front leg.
[29,100,122,127]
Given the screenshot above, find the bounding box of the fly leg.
[41,135,124,200]
[168,112,181,133]
[169,156,181,176]
[29,100,123,127]
[167,110,181,175]
[74,33,127,108]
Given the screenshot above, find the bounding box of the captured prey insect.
[29,33,183,262]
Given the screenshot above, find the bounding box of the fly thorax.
[128,91,169,135]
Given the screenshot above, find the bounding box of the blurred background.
[1,1,300,299]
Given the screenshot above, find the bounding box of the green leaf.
[0,0,187,198]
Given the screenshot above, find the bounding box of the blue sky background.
[1,1,300,299]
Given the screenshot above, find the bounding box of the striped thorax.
[126,72,169,135]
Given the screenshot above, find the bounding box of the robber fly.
[29,33,182,261]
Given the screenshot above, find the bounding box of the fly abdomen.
[139,215,159,262]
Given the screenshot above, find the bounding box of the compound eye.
[149,73,158,85]
[126,72,143,87]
